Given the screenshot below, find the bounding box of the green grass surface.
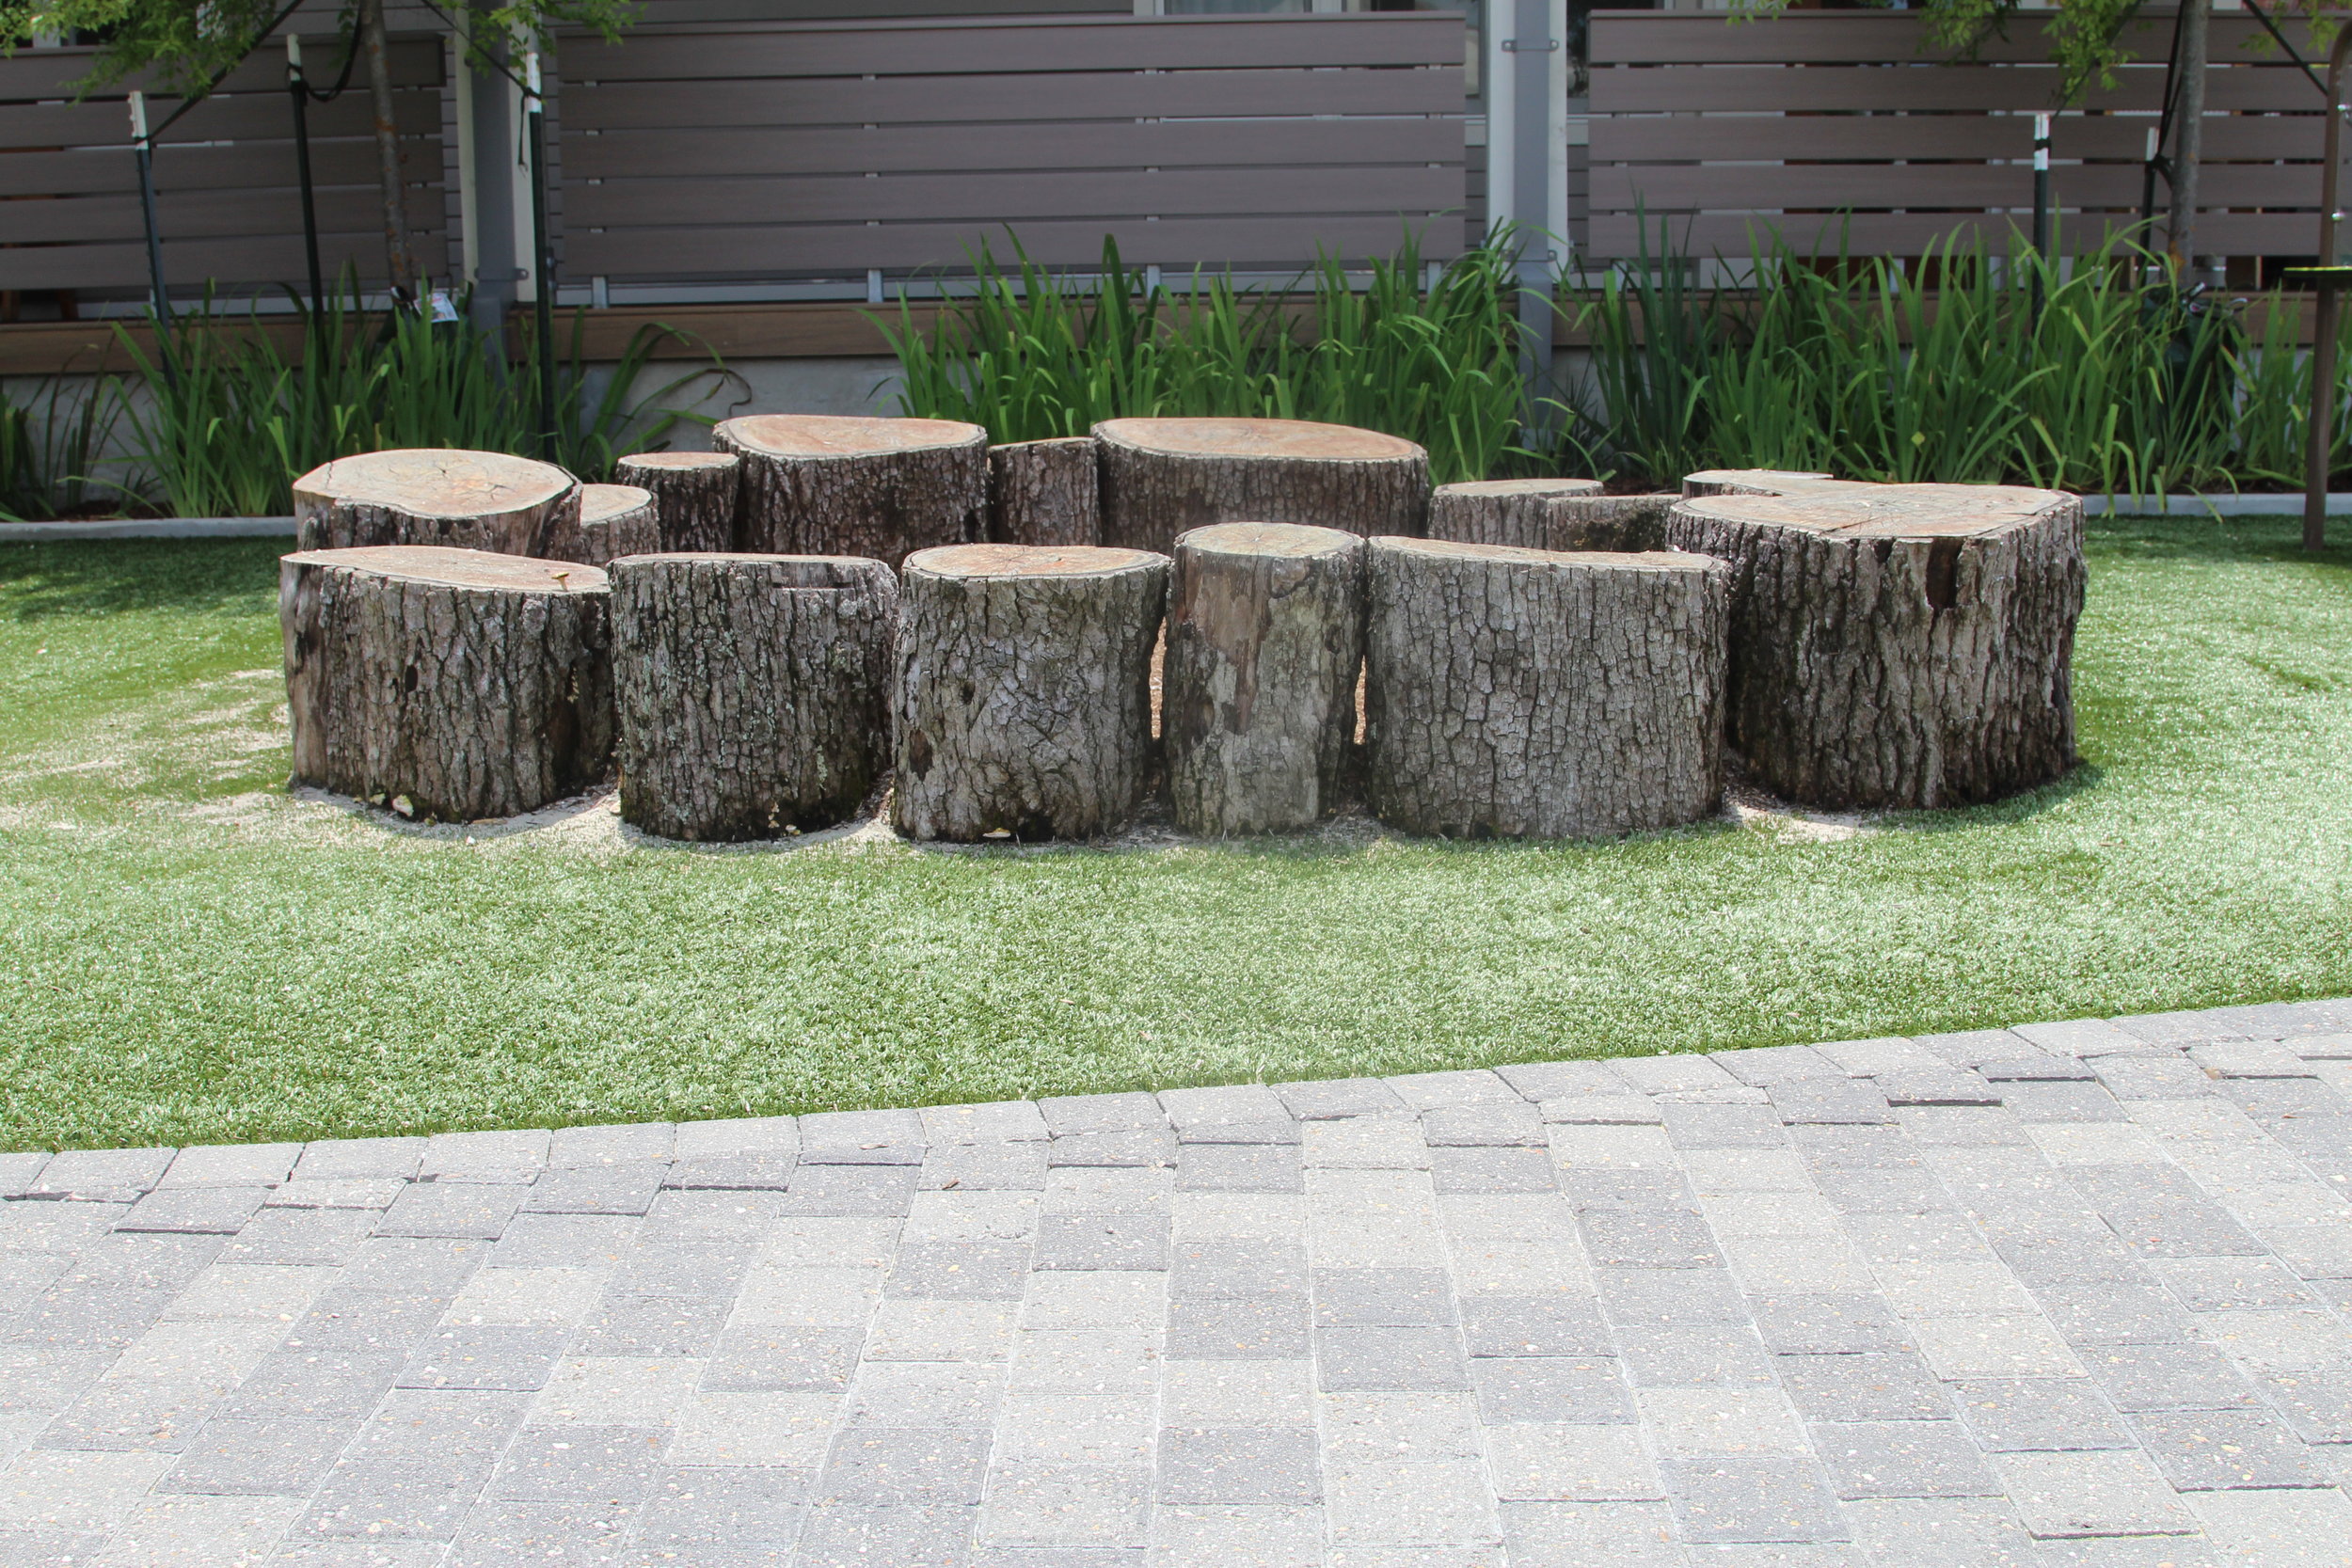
[1,520,2347,1150]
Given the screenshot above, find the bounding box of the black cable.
[2240,0,2333,103]
[140,0,307,145]
[300,23,361,103]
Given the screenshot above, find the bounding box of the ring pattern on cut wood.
[293,449,579,556]
[1666,483,2087,810]
[616,451,743,553]
[610,554,898,842]
[1165,522,1365,836]
[279,546,614,822]
[717,414,987,567]
[538,483,660,568]
[1095,417,1431,553]
[1365,538,1730,839]
[893,543,1168,842]
[1681,468,1841,499]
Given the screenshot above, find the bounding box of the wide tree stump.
[989,436,1102,546]
[615,451,742,552]
[1095,417,1430,553]
[1682,468,1838,499]
[1365,538,1729,839]
[1165,522,1365,836]
[293,450,578,556]
[537,483,660,567]
[893,544,1168,842]
[279,546,613,821]
[1427,480,1677,552]
[609,554,898,842]
[716,415,987,567]
[1665,483,2087,809]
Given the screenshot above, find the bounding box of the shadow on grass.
[0,539,282,621]
[1875,761,2110,835]
[2093,513,2352,569]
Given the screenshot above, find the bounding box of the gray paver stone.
[1616,1326,1778,1388]
[1662,1457,1848,1543]
[1595,1268,1753,1327]
[1273,1078,1407,1120]
[420,1130,548,1183]
[1911,1030,2040,1069]
[1461,1295,1613,1359]
[2083,1344,2265,1413]
[395,1325,568,1391]
[1154,1426,1321,1505]
[222,1207,380,1268]
[1777,1353,1950,1422]
[1383,1069,1518,1110]
[1749,1295,1911,1354]
[114,1186,269,1235]
[1047,1132,1176,1170]
[521,1162,666,1215]
[1467,1356,1631,1423]
[1495,1061,1625,1101]
[1040,1095,1166,1137]
[1311,1269,1454,1328]
[160,1144,302,1188]
[373,1183,522,1242]
[1811,1419,2001,1499]
[1661,1105,1788,1150]
[1712,1046,1844,1087]
[1768,1079,1895,1126]
[1170,1241,1305,1301]
[1429,1147,1556,1195]
[26,1147,172,1200]
[485,1212,641,1269]
[491,1423,666,1501]
[1168,1298,1311,1360]
[1422,1103,1545,1147]
[671,1115,797,1160]
[546,1120,675,1167]
[1316,1327,1470,1393]
[2125,1408,2327,1490]
[572,1292,730,1357]
[157,1416,353,1497]
[1157,1085,1289,1131]
[1175,1145,1301,1194]
[1037,1213,1169,1273]
[814,1425,991,1506]
[1576,1207,1721,1269]
[1950,1377,2135,1451]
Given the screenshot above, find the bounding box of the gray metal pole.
[1507,0,1557,434]
[2300,30,2352,553]
[127,92,177,389]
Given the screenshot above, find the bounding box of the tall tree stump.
[537,483,661,567]
[294,450,579,556]
[280,546,613,821]
[1365,538,1729,839]
[609,554,898,842]
[1682,469,1838,499]
[1427,480,1677,553]
[1095,418,1430,553]
[1165,522,1364,836]
[893,545,1168,842]
[1665,483,2086,809]
[716,415,987,566]
[989,436,1102,546]
[616,451,742,552]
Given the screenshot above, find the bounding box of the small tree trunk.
[1682,469,1837,499]
[989,437,1101,546]
[1425,479,1600,549]
[615,451,742,552]
[1665,483,2086,809]
[716,415,986,567]
[1365,538,1729,839]
[358,0,418,301]
[892,544,1168,842]
[536,483,659,568]
[280,545,612,820]
[610,554,897,841]
[1165,522,1364,835]
[1095,418,1431,553]
[2169,0,2209,272]
[293,449,578,555]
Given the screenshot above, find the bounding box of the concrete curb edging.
[2082,492,2352,515]
[0,516,297,541]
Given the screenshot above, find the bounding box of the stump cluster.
[719,415,987,566]
[293,450,578,556]
[1096,418,1429,552]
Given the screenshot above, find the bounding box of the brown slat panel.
[566,165,1463,228]
[565,214,1463,276]
[0,138,407,198]
[0,92,442,151]
[4,185,445,245]
[557,13,1461,81]
[1586,162,2319,214]
[1584,209,2307,259]
[561,70,1463,132]
[1591,114,2327,166]
[564,118,1459,181]
[0,230,440,291]
[1586,12,2299,67]
[0,36,440,101]
[1588,65,2311,117]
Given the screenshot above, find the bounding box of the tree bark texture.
[716,415,987,567]
[1095,418,1431,553]
[1664,483,2086,810]
[615,451,742,553]
[537,483,660,568]
[1164,522,1364,836]
[2169,0,2210,269]
[294,449,578,556]
[1682,469,1839,499]
[1364,538,1729,839]
[892,544,1168,842]
[1427,480,1676,552]
[609,554,898,842]
[989,437,1102,546]
[279,546,613,821]
[358,0,417,301]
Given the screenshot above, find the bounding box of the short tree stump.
[1095,417,1429,553]
[989,436,1101,546]
[1682,468,1838,499]
[610,554,898,841]
[293,450,578,556]
[615,451,742,552]
[717,415,986,566]
[1427,480,1676,552]
[280,546,613,821]
[1165,522,1365,835]
[1365,538,1729,838]
[893,544,1168,842]
[537,483,660,567]
[1665,483,2087,809]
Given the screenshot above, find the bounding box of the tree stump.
[1682,468,1838,499]
[1427,480,1677,553]
[615,451,742,553]
[293,450,578,556]
[989,436,1102,546]
[279,546,613,821]
[1664,483,2086,809]
[1364,538,1729,839]
[537,483,660,568]
[1095,417,1430,553]
[716,414,987,567]
[609,554,898,842]
[893,544,1168,842]
[1164,522,1365,836]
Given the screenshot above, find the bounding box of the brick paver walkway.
[3,1001,2350,1566]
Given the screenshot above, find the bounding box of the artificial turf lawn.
[0,518,2345,1150]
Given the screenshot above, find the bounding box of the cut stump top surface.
[292,450,575,518]
[1377,536,1724,575]
[619,451,739,472]
[281,545,609,593]
[1177,521,1362,559]
[994,436,1096,452]
[1094,417,1423,463]
[908,544,1165,579]
[1679,483,2075,541]
[1682,468,1838,494]
[1436,478,1605,499]
[719,414,986,459]
[580,483,654,523]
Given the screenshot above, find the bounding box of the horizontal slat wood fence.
[0,36,448,293]
[1586,11,2336,261]
[550,12,1467,284]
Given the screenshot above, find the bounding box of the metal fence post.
[1491,0,1563,436]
